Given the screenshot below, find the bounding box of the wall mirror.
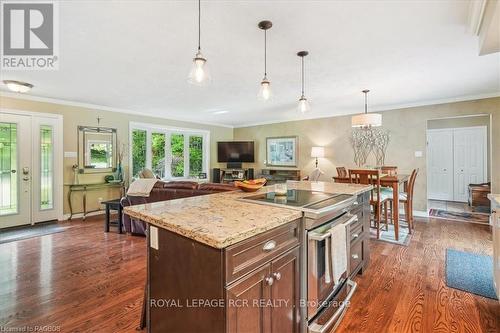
[77,126,117,173]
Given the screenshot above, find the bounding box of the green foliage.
[171,134,184,177]
[189,136,203,177]
[132,130,146,176]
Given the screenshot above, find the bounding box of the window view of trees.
[130,126,206,179]
[151,133,165,178]
[189,136,203,177]
[132,129,146,176]
[171,134,184,177]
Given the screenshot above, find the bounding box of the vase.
[116,163,123,181]
[73,169,79,185]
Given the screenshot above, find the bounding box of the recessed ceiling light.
[3,80,34,93]
[212,110,228,115]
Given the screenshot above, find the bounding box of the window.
[132,129,147,176]
[129,123,209,180]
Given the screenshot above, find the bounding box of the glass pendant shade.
[351,113,382,127]
[298,96,311,113]
[188,50,210,85]
[3,80,33,93]
[258,78,272,101]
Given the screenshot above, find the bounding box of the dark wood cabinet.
[148,219,301,333]
[349,192,370,278]
[226,264,272,333]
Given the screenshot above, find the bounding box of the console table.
[65,182,125,220]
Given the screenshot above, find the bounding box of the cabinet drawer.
[348,206,363,233]
[350,239,364,274]
[349,222,363,244]
[225,219,300,285]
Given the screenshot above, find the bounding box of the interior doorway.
[426,114,492,222]
[0,110,63,228]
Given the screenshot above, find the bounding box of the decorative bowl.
[234,178,267,192]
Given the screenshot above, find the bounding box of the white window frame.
[129,122,210,181]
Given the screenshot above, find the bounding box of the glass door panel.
[131,129,147,177]
[40,125,53,210]
[0,123,18,215]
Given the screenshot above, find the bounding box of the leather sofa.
[121,181,237,235]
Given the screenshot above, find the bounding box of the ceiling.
[1,0,499,127]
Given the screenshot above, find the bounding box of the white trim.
[233,91,500,128]
[0,92,234,129]
[0,107,63,120]
[62,210,104,221]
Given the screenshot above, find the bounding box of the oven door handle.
[309,214,357,241]
[308,280,358,333]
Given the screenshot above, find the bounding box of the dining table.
[333,172,410,241]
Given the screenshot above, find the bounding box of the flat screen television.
[217,141,254,163]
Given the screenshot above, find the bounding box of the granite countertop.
[488,194,500,206]
[124,181,372,249]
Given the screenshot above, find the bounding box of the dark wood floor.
[0,216,498,332]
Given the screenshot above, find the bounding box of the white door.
[427,129,454,200]
[0,114,32,228]
[453,127,487,202]
[0,112,63,228]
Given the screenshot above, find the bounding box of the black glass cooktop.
[243,189,342,208]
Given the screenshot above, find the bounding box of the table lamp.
[311,147,325,168]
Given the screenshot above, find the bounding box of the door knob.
[265,277,274,286]
[11,170,16,173]
[22,167,29,175]
[273,272,281,281]
[352,254,359,259]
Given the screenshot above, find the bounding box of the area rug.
[370,221,412,246]
[429,209,489,224]
[445,249,497,300]
[0,222,69,244]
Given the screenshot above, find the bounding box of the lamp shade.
[311,146,325,158]
[351,113,382,128]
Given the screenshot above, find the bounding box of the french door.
[0,111,63,228]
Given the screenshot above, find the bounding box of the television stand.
[212,168,255,183]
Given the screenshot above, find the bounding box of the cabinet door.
[270,247,300,333]
[226,264,272,333]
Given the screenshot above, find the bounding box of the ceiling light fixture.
[258,20,273,101]
[3,80,33,93]
[351,90,382,128]
[297,51,311,113]
[188,0,210,85]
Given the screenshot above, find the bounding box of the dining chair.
[381,166,398,176]
[333,167,350,183]
[385,168,419,233]
[349,169,390,239]
[336,167,348,178]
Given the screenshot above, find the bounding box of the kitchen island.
[124,181,372,333]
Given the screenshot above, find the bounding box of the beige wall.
[0,96,233,215]
[234,97,500,212]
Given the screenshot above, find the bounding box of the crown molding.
[0,91,234,129]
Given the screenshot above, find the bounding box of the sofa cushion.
[198,183,236,192]
[163,181,199,190]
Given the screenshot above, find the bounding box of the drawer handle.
[262,240,277,252]
[273,272,281,281]
[265,276,274,286]
[352,233,359,239]
[351,254,359,259]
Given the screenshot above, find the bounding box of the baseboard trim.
[62,210,106,221]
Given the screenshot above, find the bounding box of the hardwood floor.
[338,217,499,333]
[0,216,498,332]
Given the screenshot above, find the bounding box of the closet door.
[427,129,454,200]
[453,127,486,202]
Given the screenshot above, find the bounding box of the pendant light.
[188,0,210,85]
[351,90,382,128]
[3,80,33,93]
[258,20,273,101]
[297,51,311,113]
